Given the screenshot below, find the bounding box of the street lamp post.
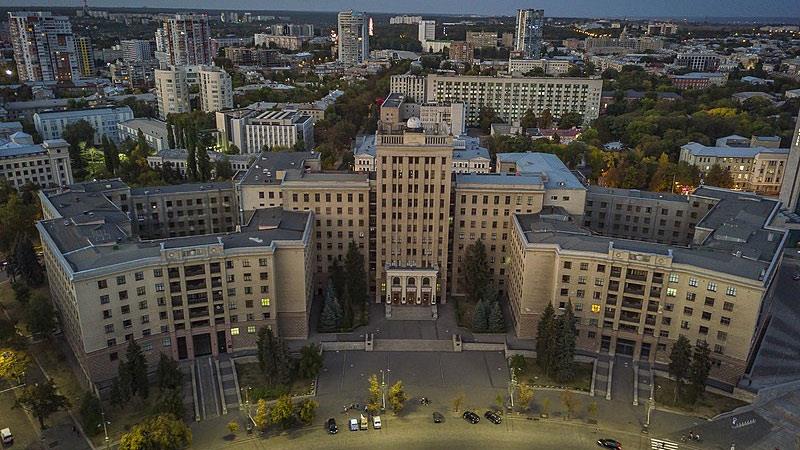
[99,408,110,449]
[380,369,387,411]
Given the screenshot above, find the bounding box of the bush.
[79,393,102,436]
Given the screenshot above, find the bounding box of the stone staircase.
[372,338,454,352]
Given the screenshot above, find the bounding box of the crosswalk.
[650,438,679,450]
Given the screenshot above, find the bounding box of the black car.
[484,410,502,424]
[326,418,338,434]
[597,438,621,449]
[432,412,444,423]
[462,411,480,424]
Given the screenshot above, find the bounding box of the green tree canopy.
[119,414,191,450]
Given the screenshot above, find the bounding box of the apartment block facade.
[159,14,212,66]
[0,134,73,188]
[155,67,191,119]
[198,66,234,113]
[425,74,603,126]
[337,10,369,66]
[8,12,79,82]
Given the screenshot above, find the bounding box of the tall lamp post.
[98,407,110,449]
[379,369,389,411]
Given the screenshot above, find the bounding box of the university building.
[36,107,793,391]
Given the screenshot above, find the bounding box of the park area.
[236,360,315,402]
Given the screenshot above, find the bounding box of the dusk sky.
[6,0,800,19]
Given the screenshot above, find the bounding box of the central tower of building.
[375,117,453,318]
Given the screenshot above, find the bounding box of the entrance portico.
[382,266,439,319]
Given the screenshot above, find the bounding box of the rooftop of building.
[517,186,783,282]
[681,141,789,158]
[152,148,254,163]
[0,137,68,158]
[382,93,405,108]
[130,181,234,196]
[34,105,133,119]
[238,151,321,185]
[496,152,586,190]
[587,185,688,203]
[670,72,727,79]
[282,171,369,184]
[39,182,310,273]
[456,173,544,187]
[118,118,168,139]
[66,178,130,193]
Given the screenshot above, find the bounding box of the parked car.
[597,438,622,449]
[349,418,358,431]
[326,418,338,434]
[432,412,444,423]
[359,414,368,430]
[1,428,12,445]
[372,416,382,429]
[462,411,480,424]
[484,410,502,424]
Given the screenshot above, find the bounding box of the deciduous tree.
[25,294,56,337]
[119,414,191,450]
[14,379,70,429]
[253,399,269,431]
[0,348,30,382]
[517,384,534,411]
[297,399,318,425]
[388,380,408,414]
[270,394,294,429]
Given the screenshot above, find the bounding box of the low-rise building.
[117,118,169,150]
[0,132,72,188]
[508,58,574,76]
[224,47,281,66]
[147,149,253,177]
[680,142,789,196]
[216,108,314,153]
[34,106,134,144]
[668,72,728,90]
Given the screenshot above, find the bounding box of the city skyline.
[2,0,800,20]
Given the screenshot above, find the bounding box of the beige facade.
[37,180,314,386]
[0,137,73,188]
[199,66,233,113]
[375,130,453,314]
[508,187,785,387]
[155,67,191,120]
[680,142,789,196]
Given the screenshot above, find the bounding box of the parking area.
[316,351,510,417]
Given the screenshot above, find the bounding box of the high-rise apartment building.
[120,39,154,62]
[155,67,191,120]
[75,36,94,77]
[418,20,436,43]
[514,9,544,59]
[449,41,475,63]
[159,14,212,66]
[198,66,233,113]
[337,10,369,66]
[8,12,79,82]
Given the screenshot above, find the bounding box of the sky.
[5,0,800,19]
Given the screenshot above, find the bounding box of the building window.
[563,261,571,269]
[261,298,270,307]
[699,326,709,335]
[98,280,108,289]
[247,326,256,334]
[666,288,676,297]
[707,282,717,292]
[231,327,240,336]
[723,301,734,312]
[153,269,163,277]
[688,278,698,287]
[713,344,724,354]
[137,286,146,296]
[100,295,110,304]
[701,311,711,321]
[116,275,126,285]
[717,331,727,341]
[725,287,736,296]
[683,307,693,316]
[134,271,144,281]
[668,274,679,283]
[720,316,731,326]
[163,337,171,347]
[579,263,589,271]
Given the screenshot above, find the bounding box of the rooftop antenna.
[83,0,89,14]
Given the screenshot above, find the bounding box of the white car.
[348,418,358,431]
[1,427,13,445]
[373,415,382,429]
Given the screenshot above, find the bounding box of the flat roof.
[496,152,586,190]
[382,93,404,108]
[456,173,544,187]
[682,142,789,158]
[118,118,168,140]
[517,186,783,282]
[588,185,687,203]
[238,151,321,186]
[34,106,132,119]
[130,181,234,196]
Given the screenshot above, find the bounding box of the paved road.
[191,408,702,450]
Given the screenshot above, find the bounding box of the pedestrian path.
[593,357,611,399]
[218,357,240,412]
[650,437,679,449]
[195,357,221,420]
[637,361,653,404]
